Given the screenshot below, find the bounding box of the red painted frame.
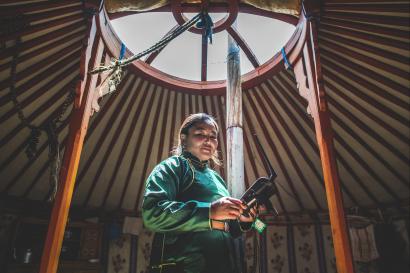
[97,5,306,95]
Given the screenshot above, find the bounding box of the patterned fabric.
[294,225,319,273]
[244,232,256,273]
[267,225,288,273]
[0,213,17,269]
[107,234,131,273]
[137,228,155,273]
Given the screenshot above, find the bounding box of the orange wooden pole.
[293,18,355,273]
[39,13,104,273]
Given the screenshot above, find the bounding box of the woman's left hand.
[238,207,258,222]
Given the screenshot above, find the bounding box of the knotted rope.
[90,12,211,93]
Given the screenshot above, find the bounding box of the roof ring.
[171,0,238,34]
[101,4,305,93]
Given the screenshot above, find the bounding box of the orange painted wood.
[293,19,354,273]
[38,14,104,273]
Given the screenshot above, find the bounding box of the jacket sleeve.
[142,157,212,233]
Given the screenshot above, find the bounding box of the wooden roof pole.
[39,11,104,273]
[226,19,247,273]
[226,21,245,199]
[293,4,354,273]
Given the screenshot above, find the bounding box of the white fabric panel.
[244,233,257,273]
[293,225,320,273]
[267,225,289,273]
[107,234,131,273]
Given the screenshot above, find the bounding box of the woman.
[142,113,257,273]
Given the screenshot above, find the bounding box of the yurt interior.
[0,0,409,273]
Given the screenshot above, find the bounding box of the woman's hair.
[172,113,221,166]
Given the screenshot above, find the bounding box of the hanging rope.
[196,12,214,44]
[9,37,75,202]
[91,12,202,74]
[90,12,205,93]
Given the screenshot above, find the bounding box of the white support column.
[226,21,245,199]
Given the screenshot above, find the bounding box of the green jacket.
[142,152,249,273]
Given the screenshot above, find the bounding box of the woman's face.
[183,121,218,161]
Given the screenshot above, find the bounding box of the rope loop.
[90,11,204,93]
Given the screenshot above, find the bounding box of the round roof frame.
[171,0,239,34]
[101,3,308,95]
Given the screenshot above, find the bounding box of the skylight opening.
[111,12,295,81]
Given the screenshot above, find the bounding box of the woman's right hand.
[210,197,246,220]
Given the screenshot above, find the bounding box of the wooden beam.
[133,89,169,211]
[272,73,360,207]
[320,47,408,104]
[0,20,84,63]
[19,5,81,23]
[0,51,81,150]
[217,96,227,178]
[226,26,260,68]
[0,0,79,16]
[0,42,81,91]
[252,87,322,209]
[1,13,84,42]
[319,36,408,81]
[201,30,208,81]
[38,13,103,273]
[320,17,409,40]
[100,80,148,207]
[0,32,83,73]
[324,11,408,27]
[319,52,409,117]
[320,31,409,65]
[2,80,76,193]
[73,74,132,191]
[321,63,409,144]
[167,91,178,153]
[22,128,70,198]
[226,21,245,199]
[293,13,354,273]
[325,0,406,3]
[0,63,79,126]
[324,2,410,13]
[244,91,304,211]
[82,78,144,208]
[242,118,288,215]
[83,78,141,206]
[0,49,81,107]
[118,84,156,209]
[209,96,225,179]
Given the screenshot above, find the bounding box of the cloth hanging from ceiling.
[105,0,301,15]
[349,224,380,262]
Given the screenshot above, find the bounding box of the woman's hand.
[238,207,258,222]
[210,197,246,220]
[238,204,267,222]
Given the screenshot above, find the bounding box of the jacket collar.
[181,151,209,170]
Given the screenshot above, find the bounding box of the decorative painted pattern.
[267,225,289,273]
[108,234,130,273]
